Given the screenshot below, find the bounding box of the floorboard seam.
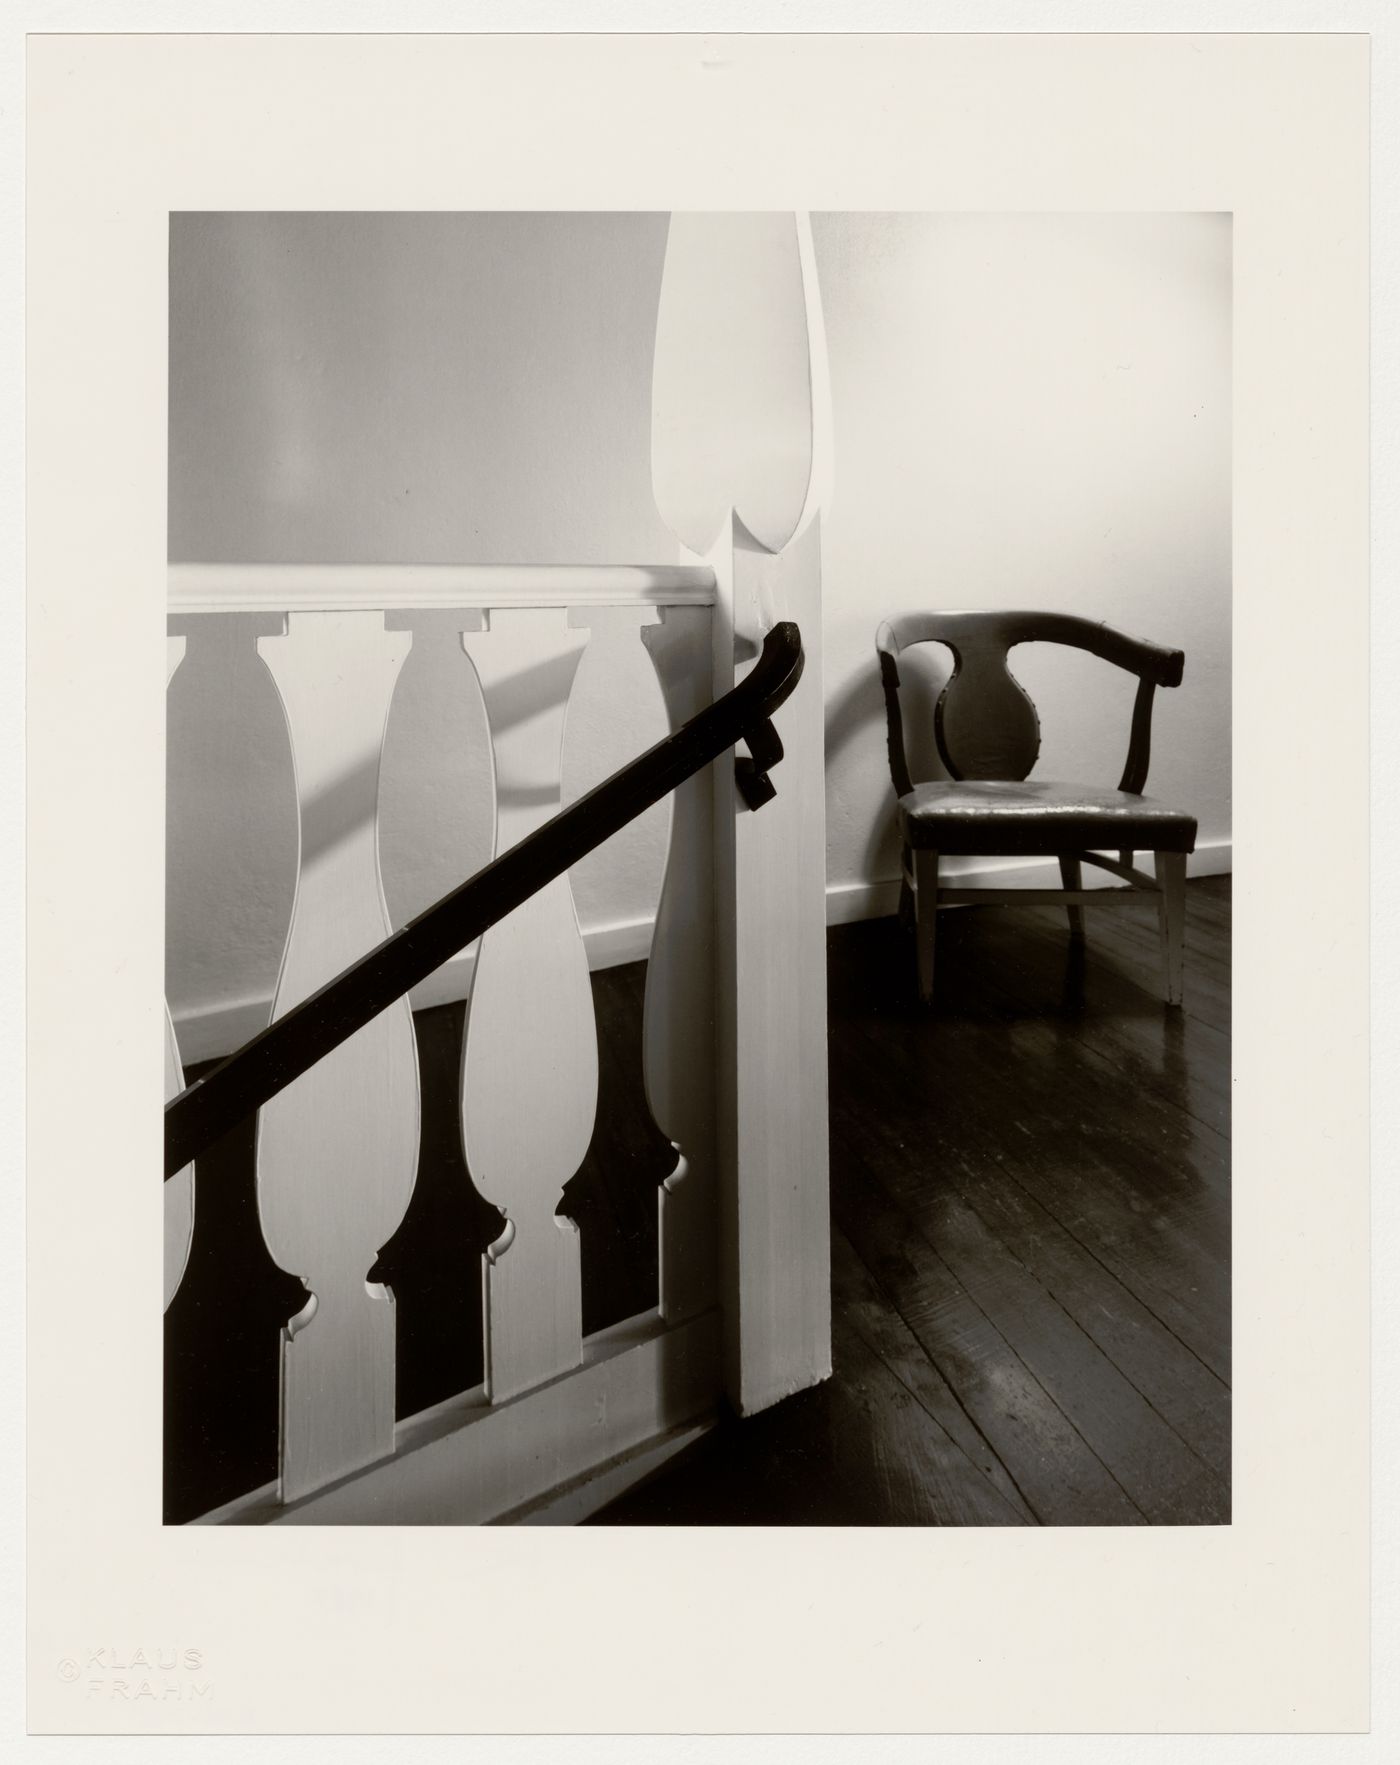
[953,1183,1231,1502]
[836,1308,1035,1527]
[845,1157,1151,1525]
[985,1156,1233,1393]
[834,1205,1047,1524]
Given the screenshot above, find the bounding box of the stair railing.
[165,619,802,1179]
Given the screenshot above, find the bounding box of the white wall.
[167,213,677,1038]
[168,211,1231,1043]
[812,212,1232,911]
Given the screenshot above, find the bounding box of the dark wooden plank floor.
[166,878,1230,1528]
[589,876,1231,1526]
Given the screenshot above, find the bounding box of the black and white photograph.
[21,24,1374,1743]
[162,208,1231,1529]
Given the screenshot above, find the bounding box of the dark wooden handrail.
[164,620,804,1179]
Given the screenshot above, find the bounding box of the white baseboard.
[824,876,904,925]
[172,911,656,1066]
[1182,838,1233,879]
[172,844,1230,1064]
[825,838,1232,925]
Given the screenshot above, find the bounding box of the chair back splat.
[935,630,1041,782]
[876,610,1185,787]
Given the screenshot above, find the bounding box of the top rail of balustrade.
[167,562,717,615]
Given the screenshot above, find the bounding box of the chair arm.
[1018,615,1183,794]
[1118,676,1161,795]
[1029,614,1185,687]
[1080,624,1184,794]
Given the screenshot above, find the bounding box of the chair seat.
[897,778,1197,856]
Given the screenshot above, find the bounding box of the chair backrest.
[875,610,1185,787]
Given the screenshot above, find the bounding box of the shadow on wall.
[808,211,1231,900]
[166,213,679,1041]
[167,606,673,1044]
[166,614,299,1021]
[824,638,951,886]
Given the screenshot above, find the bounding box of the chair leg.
[1154,851,1187,1006]
[914,849,940,1004]
[897,846,916,931]
[1058,855,1085,941]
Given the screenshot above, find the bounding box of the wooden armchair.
[875,611,1197,1006]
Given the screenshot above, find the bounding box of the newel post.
[652,212,833,1412]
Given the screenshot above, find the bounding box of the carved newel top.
[651,212,831,559]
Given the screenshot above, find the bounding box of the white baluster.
[164,635,194,1311]
[256,612,420,1502]
[460,608,596,1403]
[640,607,718,1322]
